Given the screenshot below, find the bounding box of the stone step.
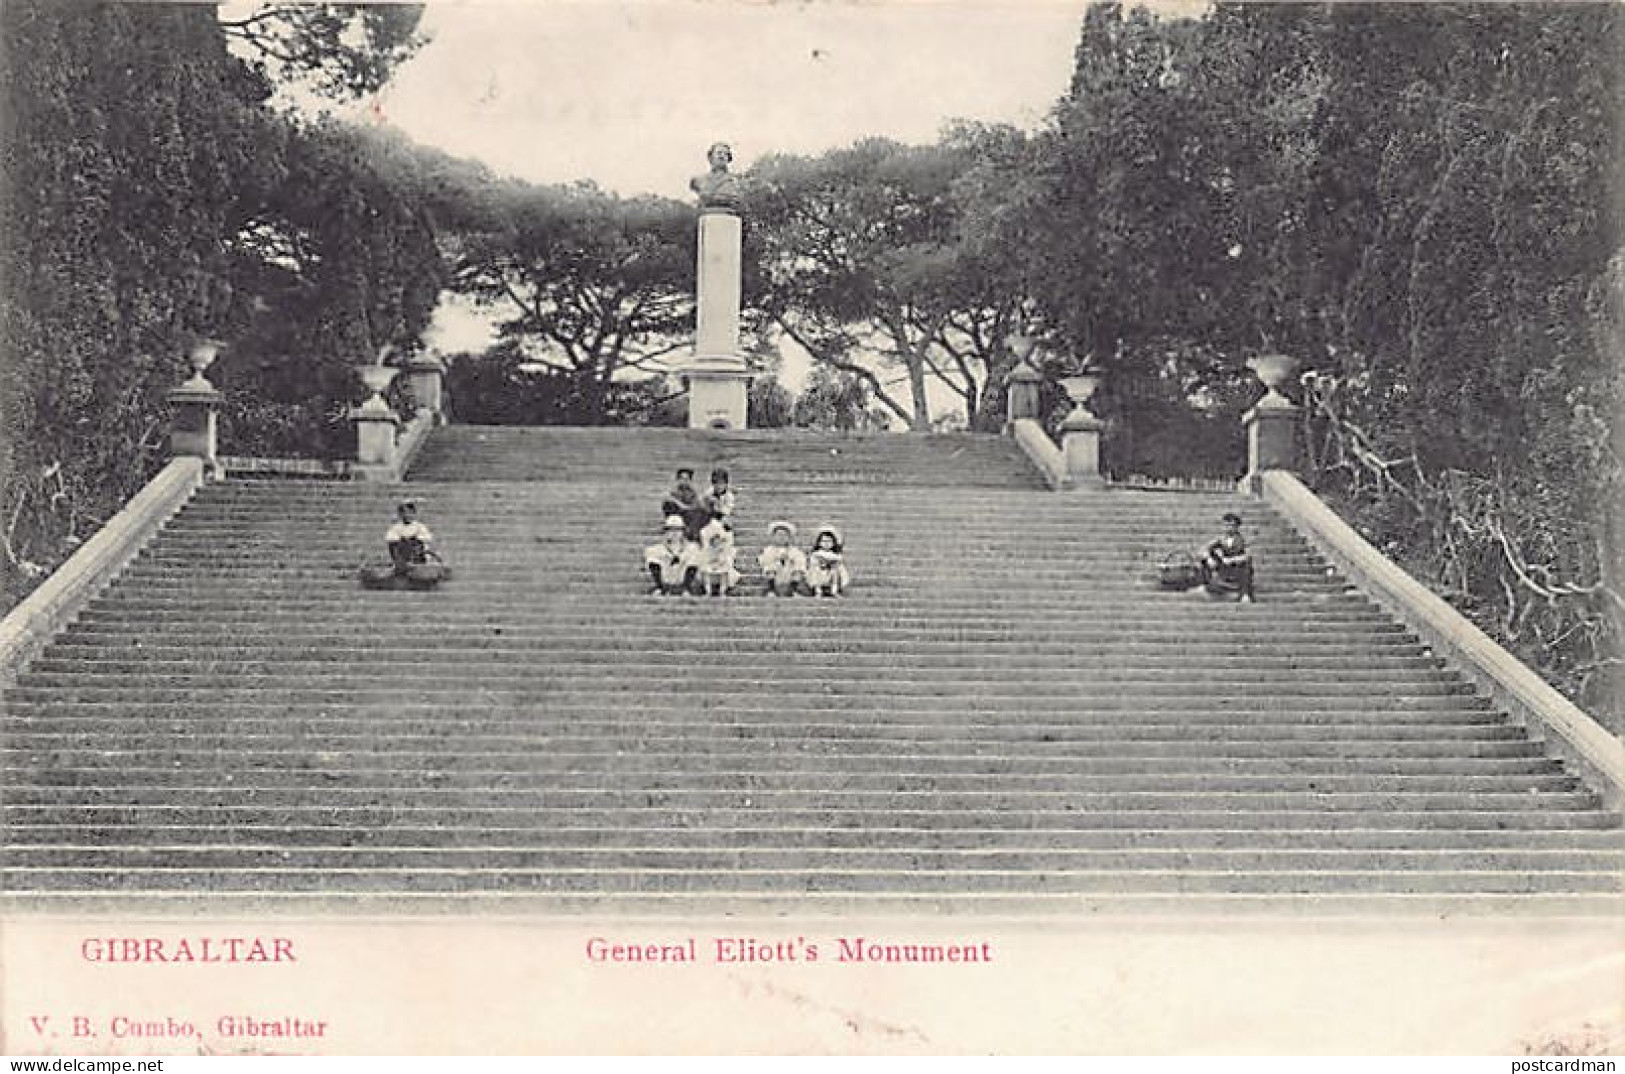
[11,824,1617,850]
[9,688,1485,714]
[0,727,1535,753]
[64,610,1413,636]
[10,673,1477,699]
[24,650,1453,675]
[49,630,1431,655]
[8,767,1575,795]
[159,522,1305,542]
[152,503,1304,519]
[3,803,1612,830]
[17,782,1601,813]
[164,501,1285,519]
[5,866,1620,896]
[2,684,1493,709]
[76,598,1393,620]
[118,558,1336,576]
[5,845,1618,873]
[110,577,1341,596]
[0,747,1559,776]
[35,650,1441,674]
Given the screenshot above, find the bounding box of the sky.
[371,0,1092,198]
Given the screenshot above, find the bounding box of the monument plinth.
[681,143,751,429]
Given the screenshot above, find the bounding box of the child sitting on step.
[644,514,699,596]
[805,524,850,597]
[661,467,710,544]
[1203,511,1256,603]
[697,513,740,597]
[700,467,736,526]
[361,500,448,589]
[758,520,807,596]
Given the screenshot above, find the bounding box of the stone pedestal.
[405,356,446,424]
[168,382,222,474]
[685,363,750,430]
[1005,361,1044,432]
[1243,352,1301,482]
[682,208,749,429]
[351,365,400,476]
[1058,372,1105,488]
[1062,416,1106,489]
[353,409,399,469]
[169,339,225,478]
[1244,394,1300,477]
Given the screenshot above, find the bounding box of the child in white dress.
[643,515,697,595]
[697,515,740,597]
[757,520,807,597]
[805,524,850,597]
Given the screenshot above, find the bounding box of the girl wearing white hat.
[644,515,699,595]
[758,520,808,596]
[805,524,851,597]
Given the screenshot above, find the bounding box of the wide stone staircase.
[2,426,1620,909]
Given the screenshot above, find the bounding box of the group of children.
[362,489,1251,605]
[643,466,851,598]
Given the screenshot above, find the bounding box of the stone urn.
[181,338,225,392]
[1058,371,1102,431]
[1005,332,1037,363]
[1247,353,1299,405]
[355,364,400,417]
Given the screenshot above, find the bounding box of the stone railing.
[1002,351,1295,492]
[1261,469,1625,812]
[1003,357,1103,490]
[1001,349,1624,811]
[1009,418,1067,490]
[0,455,205,685]
[171,349,448,484]
[351,358,445,482]
[0,345,451,684]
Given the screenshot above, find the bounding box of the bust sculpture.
[689,142,745,212]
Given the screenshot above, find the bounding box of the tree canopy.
[0,2,431,600]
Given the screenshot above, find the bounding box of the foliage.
[747,376,795,430]
[746,134,1046,431]
[442,342,680,427]
[214,119,447,457]
[0,2,426,608]
[450,185,695,424]
[219,3,427,101]
[0,4,263,603]
[791,367,894,433]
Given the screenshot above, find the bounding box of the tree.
[0,1,430,607]
[915,122,1050,431]
[214,119,447,457]
[748,139,961,431]
[0,3,270,599]
[747,131,1054,432]
[791,367,893,432]
[451,185,695,424]
[219,3,427,101]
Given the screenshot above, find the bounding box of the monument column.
[681,142,751,429]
